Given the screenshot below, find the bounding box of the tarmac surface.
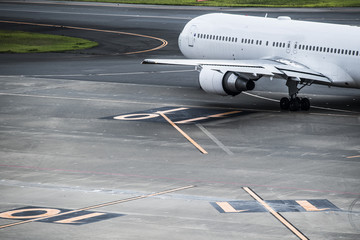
[0,1,360,239]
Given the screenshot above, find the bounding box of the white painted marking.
[216,202,247,213]
[196,124,233,155]
[114,113,159,120]
[175,117,208,124]
[310,105,359,114]
[113,107,188,121]
[243,92,278,102]
[55,212,106,224]
[0,208,61,219]
[156,107,189,114]
[296,200,329,212]
[0,70,195,78]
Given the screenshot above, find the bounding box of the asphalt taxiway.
[0,1,359,239]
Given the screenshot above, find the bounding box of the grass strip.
[0,30,98,53]
[63,0,360,7]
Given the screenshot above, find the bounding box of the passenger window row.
[297,44,359,56]
[273,42,286,48]
[196,33,238,42]
[195,33,359,56]
[242,38,263,45]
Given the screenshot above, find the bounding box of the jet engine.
[199,68,255,96]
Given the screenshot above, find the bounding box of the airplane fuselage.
[178,13,360,88]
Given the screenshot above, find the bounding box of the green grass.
[64,0,360,7]
[0,30,98,53]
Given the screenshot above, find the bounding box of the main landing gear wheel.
[300,98,310,111]
[280,97,311,111]
[280,97,290,110]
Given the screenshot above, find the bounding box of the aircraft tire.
[280,97,290,110]
[300,98,311,111]
[289,98,301,111]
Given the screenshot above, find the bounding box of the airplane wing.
[142,58,332,85]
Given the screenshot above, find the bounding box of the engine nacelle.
[199,68,255,96]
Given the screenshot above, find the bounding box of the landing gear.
[280,79,311,111]
[280,97,310,111]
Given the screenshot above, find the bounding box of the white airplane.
[143,13,360,111]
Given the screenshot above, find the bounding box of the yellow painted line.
[243,187,309,240]
[216,202,247,213]
[346,155,360,159]
[0,185,195,229]
[296,200,328,212]
[0,20,168,55]
[156,107,189,114]
[159,113,208,154]
[174,110,241,124]
[175,117,209,124]
[208,111,242,118]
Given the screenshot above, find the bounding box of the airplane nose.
[178,31,184,46]
[178,31,185,54]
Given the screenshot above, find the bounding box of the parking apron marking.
[243,187,309,240]
[0,185,195,229]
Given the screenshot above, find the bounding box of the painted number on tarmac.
[0,207,122,225]
[211,199,340,213]
[110,106,250,124]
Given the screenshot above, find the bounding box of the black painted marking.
[211,199,341,213]
[267,200,305,212]
[269,199,340,212]
[12,209,49,217]
[108,106,252,124]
